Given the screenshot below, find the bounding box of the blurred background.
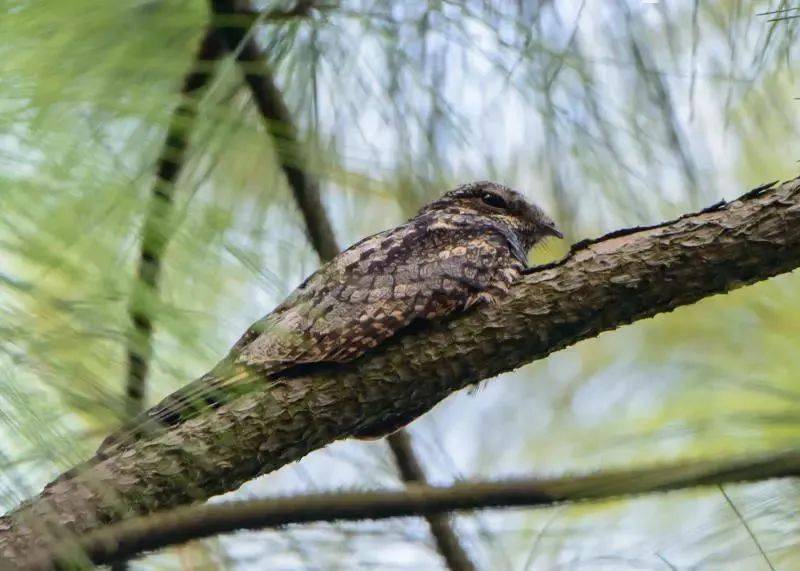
[2,0,800,569]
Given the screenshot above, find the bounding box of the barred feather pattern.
[98,181,559,453]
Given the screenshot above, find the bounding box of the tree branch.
[386,430,476,571]
[29,447,800,569]
[2,177,800,563]
[123,30,225,419]
[211,0,339,261]
[124,0,320,422]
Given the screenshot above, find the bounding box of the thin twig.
[756,6,800,16]
[718,485,776,571]
[766,14,800,22]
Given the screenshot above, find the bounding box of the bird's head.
[419,181,562,251]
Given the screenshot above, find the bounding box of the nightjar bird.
[100,181,561,452]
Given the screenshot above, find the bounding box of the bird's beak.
[543,223,564,239]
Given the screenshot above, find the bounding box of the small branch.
[387,431,477,571]
[718,485,775,571]
[124,30,225,418]
[210,0,339,261]
[30,448,800,569]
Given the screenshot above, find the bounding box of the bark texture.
[1,177,799,563]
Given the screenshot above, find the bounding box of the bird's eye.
[480,192,507,209]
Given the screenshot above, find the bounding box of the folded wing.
[98,217,523,453]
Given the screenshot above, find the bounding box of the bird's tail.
[96,364,258,456]
[44,365,260,490]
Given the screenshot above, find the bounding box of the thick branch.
[31,448,800,569]
[2,178,800,562]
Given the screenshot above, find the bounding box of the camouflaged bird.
[99,181,561,452]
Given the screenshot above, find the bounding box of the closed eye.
[480,192,507,209]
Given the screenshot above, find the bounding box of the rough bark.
[28,447,800,569]
[1,177,799,563]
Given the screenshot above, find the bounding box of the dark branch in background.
[123,0,323,450]
[210,0,338,261]
[124,31,225,420]
[210,3,476,568]
[387,431,477,571]
[3,177,800,563]
[30,448,800,569]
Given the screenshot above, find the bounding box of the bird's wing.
[235,217,525,368]
[98,218,523,453]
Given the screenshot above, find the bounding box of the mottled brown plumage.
[99,181,560,452]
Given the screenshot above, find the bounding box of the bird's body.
[99,181,560,453]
